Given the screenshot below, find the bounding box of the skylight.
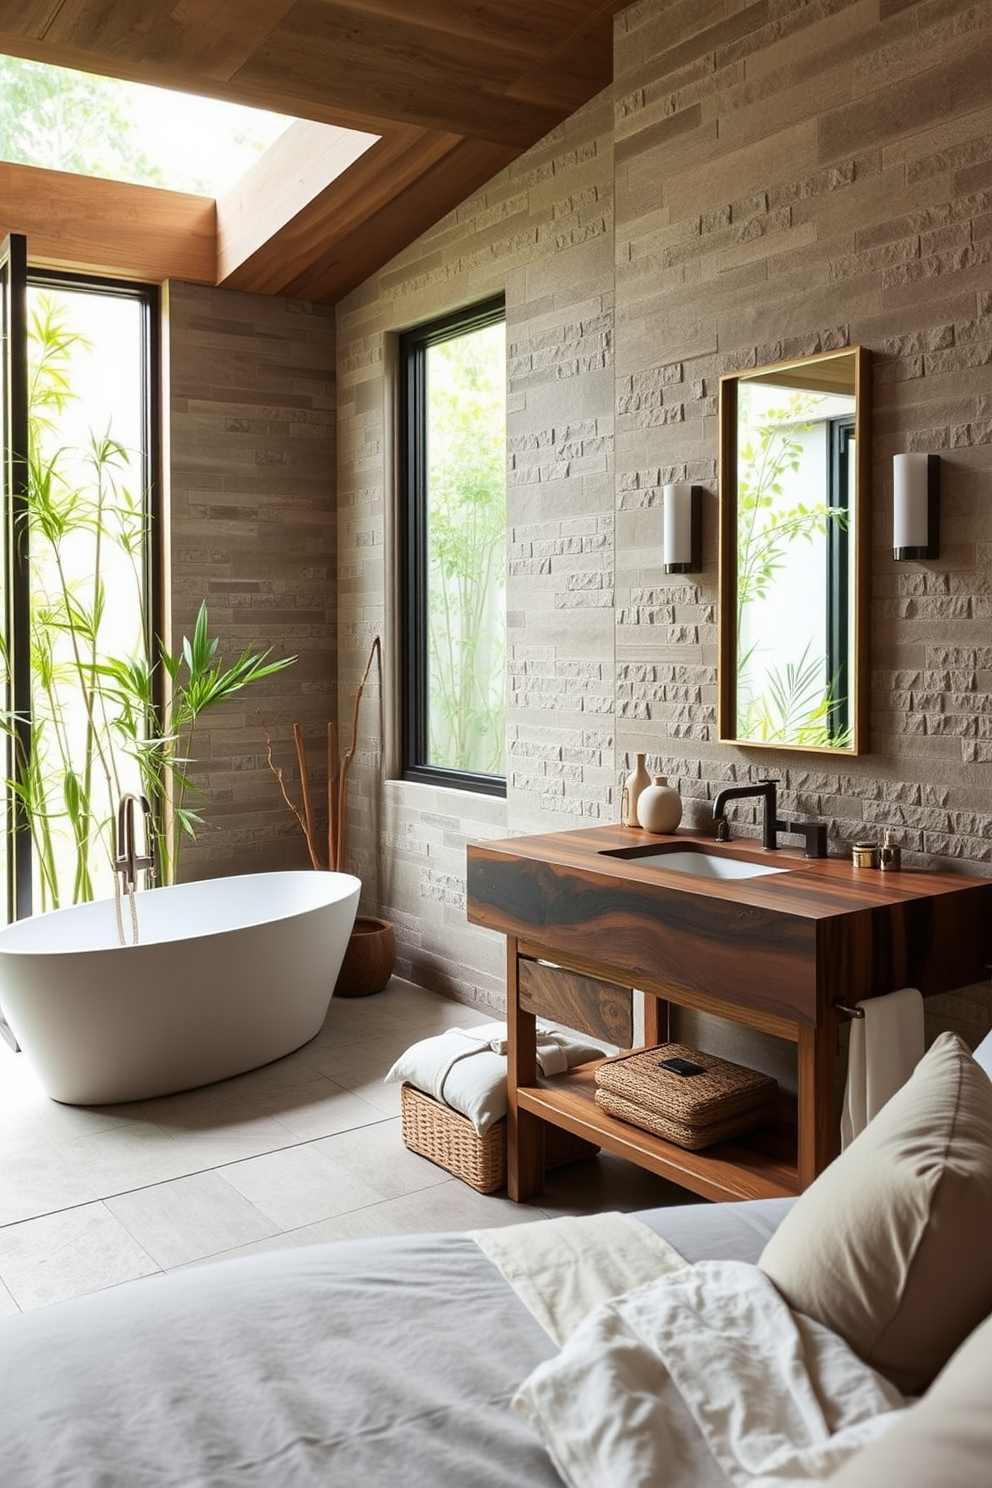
[0,54,294,197]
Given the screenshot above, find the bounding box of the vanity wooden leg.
[506,938,544,1201]
[642,993,667,1047]
[797,1023,838,1189]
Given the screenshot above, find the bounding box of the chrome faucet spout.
[114,793,156,890]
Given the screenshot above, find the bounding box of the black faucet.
[712,780,780,850]
[778,818,829,858]
[711,780,829,857]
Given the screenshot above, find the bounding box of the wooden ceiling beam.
[232,3,566,148]
[505,6,619,109]
[217,126,517,301]
[266,135,521,304]
[30,0,298,81]
[302,0,607,54]
[0,0,626,302]
[216,118,379,283]
[0,160,216,284]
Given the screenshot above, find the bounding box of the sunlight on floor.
[0,979,683,1314]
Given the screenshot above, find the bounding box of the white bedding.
[471,1210,687,1344]
[512,1258,905,1488]
[0,1196,845,1488]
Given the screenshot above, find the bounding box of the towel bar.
[834,1001,865,1019]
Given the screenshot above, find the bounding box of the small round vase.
[334,915,396,997]
[636,776,683,834]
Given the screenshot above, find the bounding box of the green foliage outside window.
[425,323,506,776]
[0,55,171,187]
[735,391,851,748]
[2,291,293,910]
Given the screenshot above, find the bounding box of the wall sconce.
[663,482,702,573]
[893,453,939,561]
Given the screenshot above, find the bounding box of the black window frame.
[399,294,507,797]
[1,239,161,920]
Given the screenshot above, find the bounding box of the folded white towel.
[385,1021,607,1135]
[840,987,924,1149]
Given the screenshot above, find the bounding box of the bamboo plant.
[1,291,295,909]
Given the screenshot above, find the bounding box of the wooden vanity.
[465,825,992,1203]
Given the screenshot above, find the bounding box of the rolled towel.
[840,987,924,1149]
[385,1021,607,1135]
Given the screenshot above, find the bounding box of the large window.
[400,297,507,794]
[1,234,158,921]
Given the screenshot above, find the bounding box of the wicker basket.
[594,1042,777,1151]
[400,1083,597,1193]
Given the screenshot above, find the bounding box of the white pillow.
[826,1310,992,1486]
[759,1032,992,1395]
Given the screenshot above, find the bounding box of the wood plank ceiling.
[0,0,629,302]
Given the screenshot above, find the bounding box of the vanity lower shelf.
[517,1062,801,1203]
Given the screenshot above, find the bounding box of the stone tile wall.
[336,92,616,1009]
[335,0,992,1047]
[611,0,992,1052]
[165,281,337,880]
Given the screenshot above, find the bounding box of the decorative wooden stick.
[295,722,318,864]
[327,721,339,872]
[259,712,323,869]
[260,635,381,875]
[335,635,382,874]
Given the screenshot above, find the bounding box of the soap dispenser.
[636,776,683,834]
[620,754,651,827]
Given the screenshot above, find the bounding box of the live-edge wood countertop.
[466,825,992,1028]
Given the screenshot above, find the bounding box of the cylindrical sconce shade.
[663,482,702,573]
[893,453,939,560]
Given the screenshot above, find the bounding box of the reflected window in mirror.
[719,347,870,755]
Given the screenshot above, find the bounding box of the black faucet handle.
[781,818,828,858]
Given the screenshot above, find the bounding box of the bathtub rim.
[0,869,363,957]
[0,869,363,1104]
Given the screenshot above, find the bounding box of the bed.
[2,1029,991,1488]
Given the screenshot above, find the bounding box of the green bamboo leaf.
[63,769,83,824]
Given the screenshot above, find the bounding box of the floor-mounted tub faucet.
[115,793,156,891]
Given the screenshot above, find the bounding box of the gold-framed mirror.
[718,346,870,755]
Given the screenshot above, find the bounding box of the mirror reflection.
[718,347,869,755]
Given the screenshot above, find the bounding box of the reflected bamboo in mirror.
[718,347,870,755]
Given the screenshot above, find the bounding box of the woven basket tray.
[595,1086,777,1150]
[400,1083,598,1193]
[594,1042,777,1151]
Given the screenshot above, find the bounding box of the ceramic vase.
[636,776,683,834]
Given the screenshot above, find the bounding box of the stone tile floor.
[0,978,689,1314]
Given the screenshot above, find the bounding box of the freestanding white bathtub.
[0,870,361,1105]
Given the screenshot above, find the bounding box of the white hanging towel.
[840,986,925,1150]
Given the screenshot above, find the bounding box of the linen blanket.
[0,1197,875,1488]
[498,1228,906,1488]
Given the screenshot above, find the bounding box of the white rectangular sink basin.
[626,850,788,880]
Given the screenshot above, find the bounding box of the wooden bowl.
[333,915,395,998]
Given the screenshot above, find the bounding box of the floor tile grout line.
[0,980,680,1313]
[0,1115,406,1232]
